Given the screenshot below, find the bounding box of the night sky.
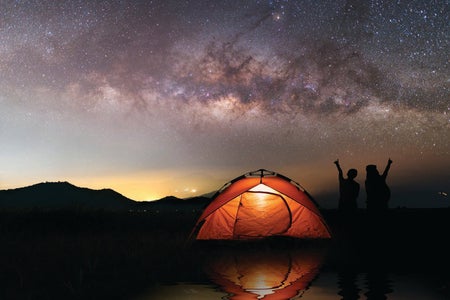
[1,0,449,208]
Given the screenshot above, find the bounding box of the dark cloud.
[171,38,390,115]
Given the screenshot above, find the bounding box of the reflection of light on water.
[204,245,326,299]
[246,273,277,298]
[137,245,447,300]
[133,283,228,300]
[247,288,275,299]
[308,272,448,300]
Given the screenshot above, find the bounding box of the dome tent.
[192,169,331,240]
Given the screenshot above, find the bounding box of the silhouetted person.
[338,269,361,300]
[334,159,360,213]
[364,269,393,300]
[365,159,393,212]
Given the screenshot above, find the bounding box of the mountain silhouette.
[0,181,136,211]
[135,195,211,213]
[0,182,212,212]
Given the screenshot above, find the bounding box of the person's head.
[366,164,379,177]
[347,168,357,179]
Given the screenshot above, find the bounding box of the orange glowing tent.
[192,169,331,240]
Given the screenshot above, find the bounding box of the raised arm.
[382,158,393,178]
[334,159,343,179]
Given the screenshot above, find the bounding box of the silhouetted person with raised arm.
[334,159,360,213]
[365,158,393,212]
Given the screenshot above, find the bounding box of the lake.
[135,239,449,300]
[138,209,450,300]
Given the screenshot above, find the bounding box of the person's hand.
[334,159,339,165]
[388,158,393,164]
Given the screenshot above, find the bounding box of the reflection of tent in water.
[204,246,326,300]
[192,169,331,240]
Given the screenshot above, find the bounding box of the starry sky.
[1,0,449,207]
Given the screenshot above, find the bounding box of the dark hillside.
[135,195,211,213]
[0,182,136,211]
[0,182,212,213]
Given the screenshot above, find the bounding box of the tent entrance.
[233,191,292,239]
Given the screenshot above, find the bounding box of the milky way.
[1,1,449,207]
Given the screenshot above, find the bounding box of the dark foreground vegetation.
[1,208,449,299]
[0,210,202,300]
